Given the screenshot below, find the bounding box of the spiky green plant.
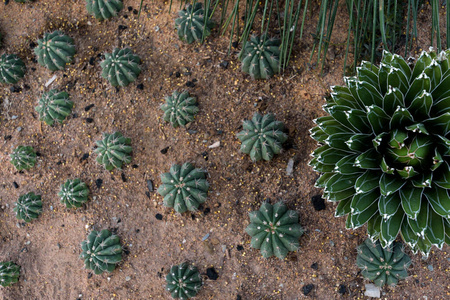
[95,132,132,170]
[166,262,203,299]
[100,48,141,87]
[86,0,123,20]
[157,162,209,214]
[14,192,42,222]
[34,31,76,71]
[0,54,26,84]
[161,91,199,128]
[236,112,288,161]
[80,229,122,274]
[309,50,450,256]
[175,3,214,44]
[0,262,20,287]
[240,34,280,80]
[35,90,73,125]
[10,146,36,171]
[58,179,90,208]
[245,201,303,259]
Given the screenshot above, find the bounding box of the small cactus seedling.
[0,262,20,287]
[86,0,123,20]
[245,201,303,259]
[10,145,36,171]
[175,3,214,44]
[356,239,411,287]
[166,262,203,299]
[236,113,288,161]
[0,54,26,84]
[58,179,90,208]
[100,48,141,87]
[35,90,73,125]
[95,132,132,170]
[80,229,122,274]
[14,192,42,222]
[34,31,76,71]
[157,163,209,214]
[161,91,199,128]
[240,34,280,79]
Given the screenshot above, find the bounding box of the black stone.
[145,191,151,198]
[232,41,239,48]
[203,207,210,215]
[35,152,41,157]
[4,135,12,141]
[87,273,93,279]
[95,178,103,189]
[121,172,127,182]
[135,229,140,233]
[338,284,346,295]
[4,0,10,5]
[84,104,94,111]
[219,60,229,69]
[192,78,197,83]
[80,153,89,162]
[175,71,181,78]
[72,113,78,118]
[10,86,21,93]
[136,83,144,90]
[132,164,138,168]
[155,213,163,220]
[29,41,36,49]
[133,9,138,14]
[12,182,19,189]
[56,161,62,165]
[206,267,219,280]
[311,262,318,270]
[236,245,244,251]
[191,213,196,220]
[311,195,326,211]
[23,84,30,90]
[146,180,153,192]
[185,81,195,88]
[85,118,94,123]
[88,57,95,65]
[118,25,127,30]
[128,6,133,11]
[160,147,169,154]
[202,151,208,161]
[236,296,242,300]
[302,284,314,296]
[123,14,128,19]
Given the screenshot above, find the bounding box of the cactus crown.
[175,3,214,44]
[166,262,203,299]
[85,0,123,20]
[161,91,199,128]
[34,31,76,71]
[0,54,26,84]
[240,34,280,80]
[14,192,42,222]
[58,179,90,208]
[100,48,141,87]
[95,131,132,170]
[35,90,74,125]
[10,145,36,171]
[0,262,20,287]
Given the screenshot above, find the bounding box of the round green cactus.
[245,201,303,259]
[166,262,203,299]
[35,90,73,125]
[356,238,411,287]
[309,50,450,256]
[236,113,288,161]
[95,131,132,170]
[175,3,214,44]
[161,91,199,128]
[14,192,42,222]
[0,54,26,84]
[10,145,36,171]
[34,31,76,71]
[240,34,280,80]
[58,179,90,208]
[0,262,20,287]
[100,48,141,87]
[86,0,123,20]
[157,163,209,214]
[80,229,122,275]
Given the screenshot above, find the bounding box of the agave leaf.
[355,170,381,194]
[346,109,371,131]
[351,201,378,228]
[387,67,409,95]
[335,197,352,217]
[396,166,419,179]
[380,208,404,248]
[366,105,390,135]
[416,235,432,257]
[404,73,431,106]
[317,119,348,135]
[310,159,335,173]
[431,66,450,101]
[405,123,429,135]
[310,126,328,143]
[325,133,354,150]
[431,95,450,115]
[408,91,433,119]
[383,86,404,116]
[431,149,444,171]
[426,209,445,248]
[335,154,363,174]
[356,81,383,107]
[317,147,350,165]
[399,186,423,220]
[345,77,365,109]
[331,85,362,109]
[379,173,406,196]
[324,173,357,193]
[434,161,450,188]
[408,200,429,237]
[411,51,433,80]
[445,220,450,244]
[372,132,387,151]
[315,173,333,188]
[389,107,413,130]
[400,220,419,249]
[378,63,390,95]
[328,106,359,132]
[357,65,379,87]
[423,112,450,136]
[346,133,373,152]
[379,193,402,219]
[350,189,380,214]
[367,213,382,241]
[354,149,381,170]
[411,172,432,188]
[388,129,408,149]
[380,157,395,175]
[423,60,442,90]
[424,185,450,218]
[327,190,354,202]
[390,53,412,80]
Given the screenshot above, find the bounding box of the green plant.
[245,201,303,259]
[236,112,288,161]
[14,192,42,222]
[58,179,90,208]
[166,262,203,299]
[240,34,280,80]
[100,48,141,87]
[175,3,214,44]
[0,262,20,287]
[10,145,36,171]
[35,90,73,125]
[0,54,26,84]
[157,162,209,213]
[80,229,122,274]
[161,91,199,128]
[34,31,76,71]
[95,131,132,170]
[309,50,450,256]
[356,238,411,286]
[85,0,123,20]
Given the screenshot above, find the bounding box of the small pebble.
[202,233,210,241]
[206,267,219,280]
[12,182,19,189]
[84,104,94,111]
[186,81,195,88]
[85,118,94,123]
[364,284,380,298]
[136,83,144,90]
[11,115,18,120]
[236,245,244,251]
[95,179,103,189]
[311,195,326,211]
[17,127,22,132]
[87,273,93,279]
[160,147,169,154]
[302,284,314,296]
[118,25,127,30]
[286,158,294,176]
[427,265,434,271]
[219,60,229,69]
[338,284,346,295]
[125,276,131,281]
[80,153,89,161]
[147,180,154,192]
[311,262,318,270]
[155,213,163,220]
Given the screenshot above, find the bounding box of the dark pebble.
[73,113,78,118]
[23,84,30,90]
[338,284,346,295]
[88,57,95,65]
[186,81,195,88]
[56,161,62,165]
[121,173,127,182]
[95,179,103,189]
[84,104,94,111]
[123,14,128,19]
[4,0,9,5]
[132,164,138,168]
[118,25,127,30]
[191,214,196,220]
[311,262,318,270]
[203,207,210,215]
[311,195,326,211]
[202,151,208,161]
[135,229,140,233]
[206,267,219,280]
[128,6,133,11]
[12,182,19,189]
[133,9,138,14]
[236,296,242,300]
[184,71,192,76]
[35,152,41,157]
[10,86,21,93]
[136,83,144,90]
[31,58,37,63]
[87,273,93,279]
[146,180,153,192]
[236,245,244,251]
[192,78,197,83]
[145,191,151,198]
[85,118,94,123]
[160,147,169,154]
[21,247,27,253]
[4,135,12,141]
[155,213,163,220]
[302,284,314,296]
[29,41,36,49]
[232,41,239,48]
[31,67,36,71]
[219,60,229,69]
[175,71,181,78]
[80,153,89,161]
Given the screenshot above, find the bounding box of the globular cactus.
[10,145,36,171]
[14,192,42,222]
[80,229,122,274]
[100,48,141,87]
[58,179,90,208]
[95,132,132,170]
[166,262,203,299]
[236,113,288,161]
[86,0,123,20]
[35,90,73,125]
[161,91,199,128]
[34,31,76,71]
[356,238,411,287]
[175,3,214,44]
[245,201,303,259]
[0,262,20,287]
[240,34,280,79]
[0,54,26,84]
[157,163,209,214]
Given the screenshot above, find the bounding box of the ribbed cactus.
[0,54,26,84]
[34,31,76,71]
[175,3,214,44]
[0,262,20,287]
[240,34,280,80]
[10,146,36,171]
[80,229,122,274]
[236,113,288,161]
[356,238,411,287]
[161,91,199,128]
[100,48,141,87]
[86,0,123,20]
[157,163,209,214]
[58,179,90,208]
[166,262,203,299]
[245,202,303,259]
[35,90,73,125]
[14,192,42,222]
[95,132,132,170]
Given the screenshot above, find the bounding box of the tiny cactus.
[86,0,123,20]
[175,3,214,44]
[161,91,199,128]
[95,132,132,170]
[240,34,280,80]
[0,54,26,84]
[166,262,203,299]
[14,192,42,222]
[34,31,76,71]
[0,262,20,287]
[35,90,73,125]
[100,48,141,87]
[58,179,90,208]
[10,146,36,171]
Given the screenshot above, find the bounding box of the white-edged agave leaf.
[408,200,429,237]
[445,220,450,244]
[411,172,432,188]
[405,73,431,105]
[431,66,450,100]
[325,133,354,150]
[387,67,409,95]
[360,60,380,73]
[351,201,378,228]
[331,85,362,109]
[426,209,445,248]
[356,80,383,107]
[335,154,363,174]
[367,105,390,135]
[346,109,371,131]
[431,95,450,115]
[328,106,359,132]
[424,186,450,218]
[390,53,412,79]
[423,112,450,136]
[416,235,432,257]
[388,128,408,149]
[314,173,334,188]
[437,135,450,151]
[372,132,387,151]
[438,49,450,73]
[310,126,328,143]
[411,51,433,80]
[396,166,419,179]
[401,220,419,250]
[357,63,379,87]
[400,186,423,220]
[378,63,390,95]
[379,193,401,219]
[431,149,444,171]
[311,144,330,158]
[383,86,404,115]
[310,158,335,173]
[405,123,429,135]
[367,213,382,241]
[354,149,381,170]
[424,59,442,89]
[351,189,379,214]
[389,107,413,129]
[324,173,357,193]
[434,161,450,187]
[355,170,381,194]
[335,197,352,217]
[327,189,354,202]
[408,91,432,119]
[316,118,348,135]
[317,148,350,165]
[346,133,373,152]
[380,157,395,174]
[345,77,365,108]
[380,208,404,248]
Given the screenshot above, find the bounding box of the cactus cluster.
[86,0,123,20]
[240,34,280,80]
[34,31,76,71]
[100,48,141,87]
[0,54,26,84]
[166,262,203,299]
[35,90,74,125]
[58,179,90,208]
[0,262,20,287]
[175,3,214,44]
[161,91,199,128]
[95,131,132,170]
[10,145,37,171]
[14,192,42,223]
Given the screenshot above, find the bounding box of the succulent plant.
[80,229,122,274]
[0,54,26,84]
[309,50,450,256]
[35,90,73,125]
[245,201,303,259]
[0,262,20,287]
[166,262,203,299]
[10,145,36,171]
[240,34,280,80]
[356,238,411,286]
[100,48,141,87]
[157,163,209,214]
[161,91,199,128]
[175,3,214,44]
[86,0,123,20]
[34,31,76,71]
[14,192,42,222]
[58,179,90,208]
[95,132,132,170]
[236,113,288,161]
